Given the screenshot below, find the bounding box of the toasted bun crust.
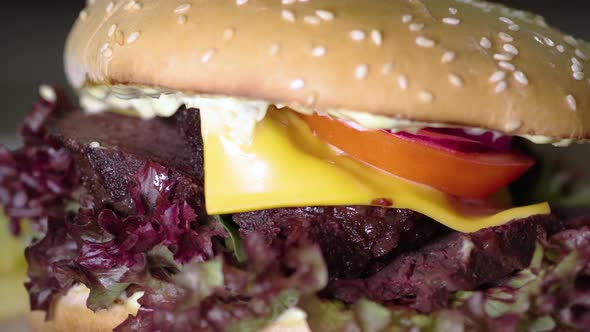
[29,285,310,332]
[65,0,590,139]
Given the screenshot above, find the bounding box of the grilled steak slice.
[47,109,202,216]
[234,206,444,279]
[326,215,560,312]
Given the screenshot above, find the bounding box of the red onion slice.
[389,128,514,153]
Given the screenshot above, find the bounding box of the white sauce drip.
[79,85,584,146]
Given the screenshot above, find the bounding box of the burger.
[1,0,589,331]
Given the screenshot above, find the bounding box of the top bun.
[65,0,590,139]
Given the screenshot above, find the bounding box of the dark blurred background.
[1,0,589,162]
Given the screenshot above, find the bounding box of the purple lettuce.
[116,233,327,331]
[24,215,78,315]
[6,92,228,315]
[0,88,78,235]
[63,161,226,310]
[23,160,228,315]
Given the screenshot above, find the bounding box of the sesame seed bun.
[28,285,310,332]
[65,0,590,140]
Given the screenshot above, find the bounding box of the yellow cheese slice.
[201,108,549,233]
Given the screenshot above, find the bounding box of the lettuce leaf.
[301,220,590,332]
[214,215,247,263]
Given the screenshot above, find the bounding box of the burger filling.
[1,87,589,331]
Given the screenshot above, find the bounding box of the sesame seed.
[498,61,515,71]
[409,23,424,32]
[402,14,413,23]
[89,141,101,148]
[177,15,187,25]
[39,85,57,103]
[223,28,235,41]
[573,72,585,80]
[124,0,141,11]
[79,10,88,21]
[564,35,578,46]
[441,51,455,64]
[513,71,529,85]
[442,17,460,25]
[108,24,117,37]
[534,36,545,45]
[499,17,514,25]
[503,44,519,55]
[349,30,366,41]
[106,1,114,13]
[505,121,522,132]
[576,49,589,61]
[281,9,295,22]
[480,37,492,49]
[282,0,295,4]
[489,70,506,83]
[416,36,436,48]
[419,90,434,103]
[508,24,520,31]
[382,62,394,75]
[201,49,216,63]
[269,43,280,56]
[316,10,334,21]
[397,75,408,91]
[493,53,513,61]
[311,45,326,57]
[236,0,248,5]
[495,81,508,93]
[290,79,305,90]
[102,46,113,58]
[304,16,321,25]
[556,45,565,53]
[543,37,555,47]
[566,94,577,111]
[449,7,458,15]
[126,31,140,44]
[100,42,110,53]
[499,32,513,42]
[355,64,369,80]
[174,3,191,14]
[370,30,383,46]
[572,57,583,68]
[572,64,583,73]
[449,74,463,87]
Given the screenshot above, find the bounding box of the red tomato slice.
[300,113,535,198]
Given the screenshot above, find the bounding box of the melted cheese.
[202,107,550,233]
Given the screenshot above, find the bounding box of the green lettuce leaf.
[172,256,225,305]
[214,215,247,263]
[227,289,300,332]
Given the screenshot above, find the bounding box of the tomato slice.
[300,113,535,198]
